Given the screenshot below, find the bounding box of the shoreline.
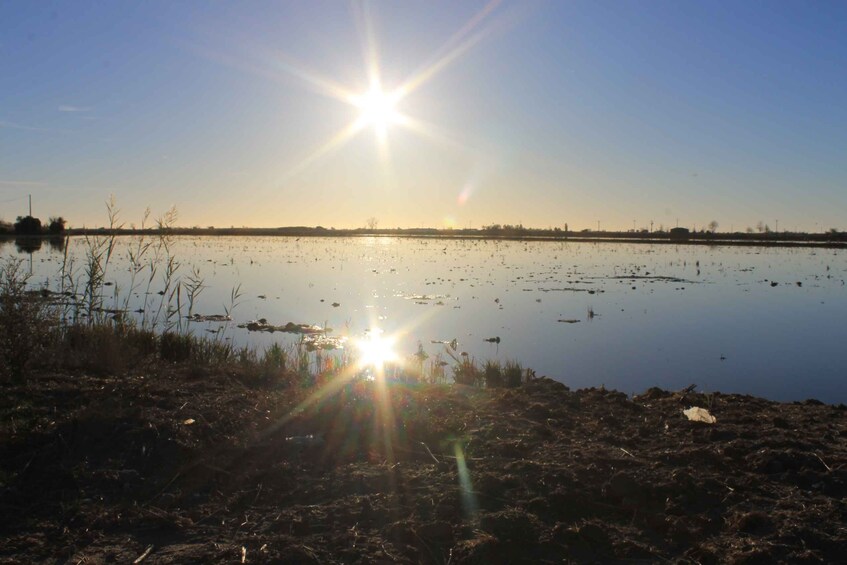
[3,230,847,250]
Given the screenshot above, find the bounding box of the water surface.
[4,236,846,402]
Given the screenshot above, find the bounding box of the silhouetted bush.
[48,216,66,234]
[14,215,42,235]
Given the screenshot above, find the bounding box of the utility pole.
[597,220,600,232]
[29,194,32,216]
[775,219,779,233]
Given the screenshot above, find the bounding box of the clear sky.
[2,1,845,231]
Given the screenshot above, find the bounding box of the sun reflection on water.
[355,328,398,373]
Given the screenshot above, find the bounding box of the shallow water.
[4,236,846,402]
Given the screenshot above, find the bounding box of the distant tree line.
[0,215,67,235]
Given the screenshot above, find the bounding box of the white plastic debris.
[683,407,717,424]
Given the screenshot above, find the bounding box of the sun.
[353,85,400,136]
[235,1,505,179]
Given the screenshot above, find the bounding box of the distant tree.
[756,221,765,233]
[746,226,754,234]
[365,217,379,230]
[708,220,719,233]
[14,215,42,235]
[47,216,66,234]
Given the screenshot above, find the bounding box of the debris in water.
[188,314,232,322]
[238,320,329,334]
[484,337,501,343]
[431,338,458,350]
[558,319,581,324]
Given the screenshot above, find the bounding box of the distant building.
[669,227,690,240]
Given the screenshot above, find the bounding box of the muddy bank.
[1,371,845,563]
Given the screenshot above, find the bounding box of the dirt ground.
[1,369,845,564]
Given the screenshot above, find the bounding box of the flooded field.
[4,236,846,402]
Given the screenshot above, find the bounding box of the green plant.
[483,360,504,388]
[261,342,287,379]
[81,197,121,323]
[451,353,479,386]
[160,331,193,363]
[504,360,523,388]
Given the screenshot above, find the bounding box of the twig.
[149,472,181,503]
[619,447,635,458]
[133,545,153,564]
[251,483,263,506]
[814,452,833,473]
[382,543,398,562]
[419,441,441,464]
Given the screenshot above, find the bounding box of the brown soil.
[1,370,846,564]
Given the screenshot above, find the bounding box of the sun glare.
[244,0,504,178]
[356,329,398,371]
[353,86,400,135]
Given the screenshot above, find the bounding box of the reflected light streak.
[278,117,367,182]
[393,113,474,155]
[266,53,358,103]
[395,0,503,99]
[354,0,383,92]
[454,442,479,516]
[395,29,489,101]
[259,362,361,438]
[185,40,357,105]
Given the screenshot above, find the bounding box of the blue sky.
[1,1,845,230]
